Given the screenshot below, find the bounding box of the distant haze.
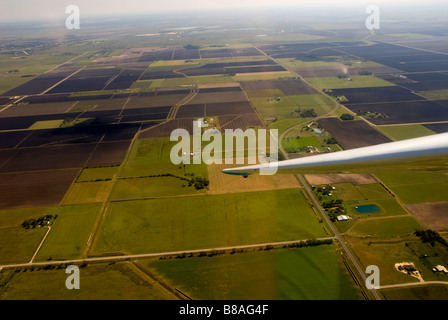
[1,0,447,22]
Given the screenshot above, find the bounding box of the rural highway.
[0,237,334,270]
[254,45,382,300]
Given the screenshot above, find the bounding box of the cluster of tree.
[359,71,373,76]
[337,74,351,80]
[340,113,354,121]
[22,214,57,229]
[415,230,448,247]
[295,108,317,118]
[322,199,343,209]
[326,137,338,145]
[188,176,210,190]
[184,44,200,50]
[283,239,333,248]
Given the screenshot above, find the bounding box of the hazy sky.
[1,0,446,22]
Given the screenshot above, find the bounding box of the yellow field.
[207,162,301,194]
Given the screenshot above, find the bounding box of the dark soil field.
[331,86,424,104]
[347,100,448,125]
[0,131,31,149]
[0,101,76,117]
[0,143,97,173]
[86,141,131,167]
[18,125,109,148]
[424,123,448,133]
[317,118,391,149]
[139,118,194,138]
[176,104,206,118]
[181,60,278,76]
[218,113,264,131]
[48,77,113,93]
[173,48,200,60]
[1,66,82,97]
[0,169,80,210]
[138,49,175,62]
[206,101,255,116]
[186,90,247,105]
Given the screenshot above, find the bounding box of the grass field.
[110,176,206,200]
[76,166,119,182]
[143,245,363,300]
[346,216,423,238]
[0,261,176,300]
[282,136,321,151]
[347,238,448,287]
[0,227,47,264]
[207,161,301,194]
[92,189,327,255]
[62,181,113,205]
[375,172,448,204]
[120,137,209,179]
[34,204,101,261]
[377,124,436,141]
[306,76,395,91]
[418,89,448,101]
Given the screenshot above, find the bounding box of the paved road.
[0,237,334,270]
[254,45,382,300]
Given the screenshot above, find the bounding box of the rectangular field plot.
[0,101,76,117]
[330,86,423,104]
[405,202,448,231]
[0,261,177,300]
[207,162,300,194]
[176,104,206,118]
[125,94,189,109]
[205,101,255,116]
[375,172,448,204]
[185,90,247,105]
[17,125,111,148]
[377,124,436,141]
[424,123,448,133]
[0,144,96,173]
[307,76,395,91]
[0,169,79,210]
[86,141,131,167]
[92,189,328,255]
[34,204,101,261]
[218,114,264,131]
[346,100,448,125]
[317,118,391,149]
[142,246,363,300]
[240,79,317,95]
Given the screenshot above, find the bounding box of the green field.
[307,76,395,91]
[62,181,112,205]
[282,136,321,152]
[143,245,363,300]
[377,125,436,141]
[120,138,209,179]
[346,216,423,238]
[35,204,101,261]
[0,262,176,300]
[110,176,205,200]
[76,166,119,182]
[93,189,327,255]
[347,238,448,287]
[375,172,448,204]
